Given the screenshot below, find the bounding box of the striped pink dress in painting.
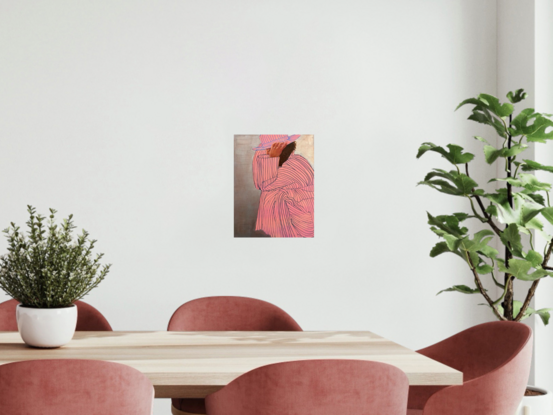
[252,152,314,238]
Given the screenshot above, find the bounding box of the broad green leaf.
[473,188,485,196]
[500,224,523,257]
[459,231,495,259]
[511,108,538,136]
[507,89,527,104]
[491,174,551,192]
[525,250,544,267]
[456,96,509,135]
[443,234,461,251]
[427,213,468,238]
[513,301,551,325]
[483,145,501,164]
[430,241,450,257]
[484,190,508,205]
[478,93,514,118]
[474,229,495,240]
[500,259,549,281]
[522,204,543,224]
[435,214,470,230]
[417,143,475,164]
[452,212,470,222]
[524,268,550,281]
[486,204,499,217]
[423,169,454,181]
[509,109,553,141]
[536,308,552,325]
[525,216,544,231]
[451,173,478,194]
[475,264,493,274]
[501,144,528,158]
[521,159,553,173]
[526,116,553,142]
[419,179,463,196]
[504,259,532,279]
[474,135,491,145]
[495,194,543,228]
[460,237,492,254]
[526,193,546,206]
[468,109,508,137]
[479,243,499,259]
[456,98,484,111]
[512,301,531,320]
[437,285,482,295]
[419,169,478,197]
[541,207,553,225]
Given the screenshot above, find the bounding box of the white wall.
[534,0,553,392]
[0,1,500,413]
[496,0,553,390]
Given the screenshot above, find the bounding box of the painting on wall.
[234,135,314,238]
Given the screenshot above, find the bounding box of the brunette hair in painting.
[279,141,296,167]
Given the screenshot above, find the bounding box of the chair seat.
[407,410,423,415]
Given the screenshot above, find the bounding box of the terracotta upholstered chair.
[206,359,409,415]
[167,296,302,415]
[407,321,532,415]
[0,359,154,415]
[0,299,112,331]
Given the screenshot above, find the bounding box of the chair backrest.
[205,359,409,415]
[167,296,302,331]
[416,321,532,382]
[0,299,112,331]
[0,359,153,415]
[410,321,533,415]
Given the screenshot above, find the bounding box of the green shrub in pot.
[0,206,110,347]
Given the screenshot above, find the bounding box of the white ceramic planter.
[16,304,78,348]
[517,386,553,415]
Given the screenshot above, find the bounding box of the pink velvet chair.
[167,296,302,415]
[0,359,154,415]
[0,299,112,331]
[206,359,409,415]
[407,321,532,415]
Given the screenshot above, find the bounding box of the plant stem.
[465,163,502,235]
[516,237,553,321]
[503,114,514,320]
[465,251,507,321]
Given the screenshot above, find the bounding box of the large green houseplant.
[418,89,553,412]
[418,89,553,324]
[0,206,110,347]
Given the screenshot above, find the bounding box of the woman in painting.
[252,135,314,238]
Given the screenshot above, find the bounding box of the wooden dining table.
[0,330,462,398]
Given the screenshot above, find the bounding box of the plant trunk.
[502,115,515,320]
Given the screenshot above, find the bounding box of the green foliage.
[0,206,111,308]
[507,89,527,104]
[437,285,482,295]
[417,143,475,165]
[419,89,553,325]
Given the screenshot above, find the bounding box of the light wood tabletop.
[0,331,462,398]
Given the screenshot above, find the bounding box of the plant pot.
[16,304,77,348]
[517,386,553,415]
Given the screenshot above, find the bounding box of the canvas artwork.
[234,135,314,238]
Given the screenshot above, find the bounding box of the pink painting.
[234,135,314,238]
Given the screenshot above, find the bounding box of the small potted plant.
[417,89,553,414]
[0,206,110,348]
